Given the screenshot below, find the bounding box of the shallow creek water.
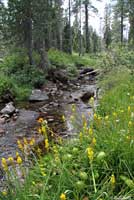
[0,74,98,189]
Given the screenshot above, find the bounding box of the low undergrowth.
[1,69,134,199]
[0,48,97,101]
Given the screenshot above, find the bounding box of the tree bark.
[79,0,82,56]
[120,1,124,44]
[85,0,90,53]
[24,1,34,65]
[68,0,72,54]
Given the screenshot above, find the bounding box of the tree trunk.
[24,1,34,65]
[36,39,50,70]
[85,0,90,53]
[120,1,124,44]
[40,40,50,70]
[79,0,82,56]
[68,0,72,54]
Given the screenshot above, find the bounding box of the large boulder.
[0,102,15,115]
[29,89,49,102]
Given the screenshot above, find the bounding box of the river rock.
[0,102,15,115]
[29,89,49,102]
[81,91,94,102]
[0,117,5,124]
[0,128,5,135]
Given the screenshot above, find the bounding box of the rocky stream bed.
[0,67,99,190]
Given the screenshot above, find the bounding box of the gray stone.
[0,128,5,135]
[29,89,49,102]
[0,102,15,115]
[0,118,5,124]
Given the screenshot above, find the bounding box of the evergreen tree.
[103,4,112,49]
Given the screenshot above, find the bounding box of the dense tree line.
[0,0,133,67]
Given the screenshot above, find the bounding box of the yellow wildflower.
[45,139,49,150]
[41,171,46,177]
[128,106,131,113]
[128,121,132,127]
[8,156,14,163]
[94,113,98,120]
[17,156,22,165]
[105,115,109,120]
[16,152,19,157]
[53,145,58,154]
[58,137,63,144]
[87,147,94,162]
[60,193,66,200]
[89,128,93,136]
[92,137,96,146]
[37,147,42,155]
[38,127,42,134]
[113,112,117,117]
[89,97,94,106]
[1,158,8,171]
[2,190,7,196]
[37,118,44,123]
[110,174,116,186]
[126,135,131,140]
[29,138,35,146]
[23,137,28,145]
[131,96,134,100]
[17,140,23,151]
[32,181,35,185]
[70,115,74,121]
[72,104,76,112]
[62,115,65,122]
[79,132,83,141]
[41,126,47,135]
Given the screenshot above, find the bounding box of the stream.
[0,68,99,190]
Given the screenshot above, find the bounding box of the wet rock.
[48,118,54,122]
[0,102,15,115]
[29,89,49,102]
[81,91,94,102]
[15,109,19,113]
[16,109,39,128]
[0,128,5,135]
[2,114,10,119]
[0,117,5,124]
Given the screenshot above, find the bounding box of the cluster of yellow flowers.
[45,139,49,151]
[60,193,66,200]
[87,147,94,162]
[39,163,47,177]
[1,154,22,172]
[17,137,35,152]
[53,145,60,163]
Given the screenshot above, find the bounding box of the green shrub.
[98,47,134,71]
[48,49,97,69]
[0,73,16,98]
